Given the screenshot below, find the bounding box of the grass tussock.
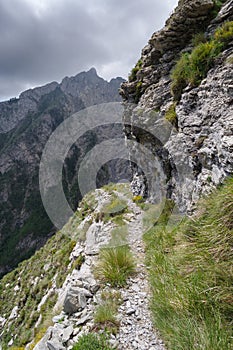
[94,290,122,333]
[144,177,233,350]
[94,303,119,335]
[72,333,114,350]
[94,245,135,287]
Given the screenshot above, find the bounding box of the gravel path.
[114,193,165,350]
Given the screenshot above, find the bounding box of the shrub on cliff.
[171,21,233,100]
[129,59,142,82]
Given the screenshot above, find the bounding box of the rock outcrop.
[120,0,233,212]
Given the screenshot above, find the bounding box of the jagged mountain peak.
[0,69,125,277]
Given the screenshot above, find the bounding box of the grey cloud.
[0,0,178,101]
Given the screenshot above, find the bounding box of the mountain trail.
[114,192,165,350]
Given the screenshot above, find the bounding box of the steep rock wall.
[120,0,233,212]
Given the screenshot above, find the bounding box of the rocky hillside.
[0,179,232,349]
[0,69,125,277]
[0,183,164,349]
[120,0,233,213]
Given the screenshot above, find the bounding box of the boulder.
[63,287,92,315]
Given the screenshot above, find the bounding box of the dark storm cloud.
[0,0,178,101]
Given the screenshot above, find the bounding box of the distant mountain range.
[0,68,126,277]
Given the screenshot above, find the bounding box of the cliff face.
[0,69,125,277]
[120,0,233,213]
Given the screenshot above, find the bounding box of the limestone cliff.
[120,0,233,213]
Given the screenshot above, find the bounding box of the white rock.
[9,306,18,320]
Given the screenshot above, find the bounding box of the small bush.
[72,254,85,270]
[72,333,114,350]
[94,290,121,333]
[95,245,135,287]
[164,103,177,126]
[129,59,142,82]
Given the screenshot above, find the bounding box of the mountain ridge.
[0,69,125,277]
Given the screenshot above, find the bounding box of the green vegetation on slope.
[164,102,178,127]
[72,333,115,350]
[128,59,142,82]
[171,21,233,100]
[0,183,131,349]
[144,177,233,349]
[0,197,90,349]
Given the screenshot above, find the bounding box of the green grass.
[0,232,78,349]
[94,245,135,287]
[171,21,233,100]
[164,103,177,126]
[214,21,233,44]
[94,290,121,333]
[140,202,164,230]
[144,177,233,349]
[128,59,142,82]
[72,333,114,350]
[211,0,228,18]
[94,302,119,331]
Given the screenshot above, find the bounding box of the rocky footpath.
[116,241,164,350]
[120,0,233,212]
[24,185,164,350]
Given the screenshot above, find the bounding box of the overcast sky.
[0,0,178,101]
